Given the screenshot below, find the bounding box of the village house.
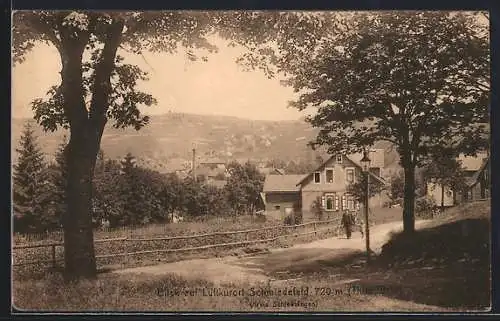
[460,154,490,201]
[262,149,388,220]
[262,174,305,219]
[427,152,491,206]
[185,155,229,188]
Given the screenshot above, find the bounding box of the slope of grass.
[376,200,491,310]
[380,200,490,264]
[13,272,446,312]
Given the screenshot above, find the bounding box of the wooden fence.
[12,218,341,269]
[13,215,316,243]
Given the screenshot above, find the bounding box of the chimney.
[192,148,196,181]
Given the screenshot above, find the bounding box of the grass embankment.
[376,200,491,310]
[13,271,445,312]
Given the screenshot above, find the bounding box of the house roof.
[263,174,306,193]
[465,157,489,187]
[459,152,489,171]
[258,167,285,175]
[296,153,387,187]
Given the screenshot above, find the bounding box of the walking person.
[341,210,353,239]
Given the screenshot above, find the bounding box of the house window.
[346,168,355,183]
[325,194,335,211]
[347,195,355,210]
[335,195,340,211]
[326,169,334,183]
[314,172,321,183]
[274,205,281,210]
[336,155,343,163]
[341,195,347,210]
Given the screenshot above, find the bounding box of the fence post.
[314,222,317,237]
[51,245,56,269]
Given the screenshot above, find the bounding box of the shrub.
[283,211,303,226]
[311,197,324,220]
[415,196,436,218]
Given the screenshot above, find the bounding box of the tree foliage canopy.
[221,12,489,162]
[302,12,487,163]
[224,161,265,215]
[346,175,386,204]
[421,152,468,194]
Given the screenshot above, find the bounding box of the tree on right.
[234,11,489,235]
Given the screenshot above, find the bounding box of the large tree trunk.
[63,137,97,279]
[59,44,98,280]
[402,165,416,234]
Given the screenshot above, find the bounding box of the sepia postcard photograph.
[11,10,491,313]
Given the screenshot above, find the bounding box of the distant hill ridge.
[11,112,401,174]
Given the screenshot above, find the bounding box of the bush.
[310,197,324,220]
[283,211,303,225]
[415,196,436,218]
[415,196,436,211]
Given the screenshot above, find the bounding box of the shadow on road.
[231,216,490,310]
[234,247,367,278]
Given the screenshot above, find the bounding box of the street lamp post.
[360,149,371,264]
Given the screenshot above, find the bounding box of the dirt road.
[113,219,431,285]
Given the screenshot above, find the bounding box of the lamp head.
[360,149,371,173]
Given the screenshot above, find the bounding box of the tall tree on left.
[12,11,220,280]
[13,122,48,233]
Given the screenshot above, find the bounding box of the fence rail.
[13,218,341,268]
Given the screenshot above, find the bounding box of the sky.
[12,36,304,121]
